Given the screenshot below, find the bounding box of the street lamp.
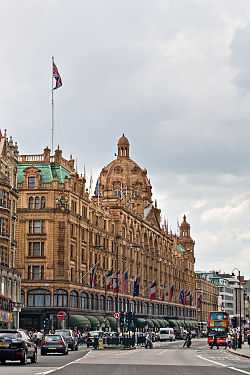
[232,268,242,348]
[244,290,247,325]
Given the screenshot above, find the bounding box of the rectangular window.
[28,176,36,189]
[28,242,44,257]
[29,220,44,234]
[28,265,44,280]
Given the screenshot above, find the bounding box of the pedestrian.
[86,333,91,348]
[93,335,99,350]
[227,333,232,349]
[247,334,250,350]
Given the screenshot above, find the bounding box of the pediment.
[144,205,161,230]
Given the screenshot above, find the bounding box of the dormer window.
[28,176,35,189]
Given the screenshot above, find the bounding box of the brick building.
[16,135,197,331]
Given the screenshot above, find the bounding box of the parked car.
[159,327,175,342]
[0,329,37,365]
[54,329,78,351]
[41,335,68,355]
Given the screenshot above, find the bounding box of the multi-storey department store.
[16,135,197,331]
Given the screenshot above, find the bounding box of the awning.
[157,319,165,328]
[145,319,154,328]
[106,316,117,330]
[168,320,178,327]
[95,316,110,328]
[85,315,100,330]
[152,319,160,328]
[135,318,146,328]
[69,315,91,329]
[162,319,169,327]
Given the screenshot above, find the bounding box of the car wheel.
[31,351,37,364]
[0,360,5,365]
[20,350,27,365]
[75,345,78,351]
[41,350,47,356]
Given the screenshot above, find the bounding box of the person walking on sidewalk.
[247,334,250,350]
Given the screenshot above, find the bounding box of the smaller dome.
[118,133,129,146]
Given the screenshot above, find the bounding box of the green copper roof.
[17,163,71,184]
[177,244,185,254]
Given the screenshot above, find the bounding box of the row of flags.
[89,266,193,305]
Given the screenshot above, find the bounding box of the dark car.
[54,329,78,351]
[40,335,68,356]
[0,329,37,365]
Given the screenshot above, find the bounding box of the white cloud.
[1,0,250,276]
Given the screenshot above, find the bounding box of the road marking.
[197,354,250,375]
[197,354,227,367]
[35,354,87,375]
[228,368,250,375]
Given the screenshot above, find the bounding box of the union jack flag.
[53,61,62,90]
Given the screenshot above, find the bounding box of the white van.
[159,327,175,342]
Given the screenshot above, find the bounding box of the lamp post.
[244,290,247,327]
[232,268,242,348]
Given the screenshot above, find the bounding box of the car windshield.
[45,335,62,341]
[0,332,19,339]
[55,330,70,336]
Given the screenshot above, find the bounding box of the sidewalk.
[228,344,250,359]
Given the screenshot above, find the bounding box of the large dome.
[97,135,152,216]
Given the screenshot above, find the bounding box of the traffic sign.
[57,311,66,321]
[113,312,120,320]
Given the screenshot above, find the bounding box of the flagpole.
[51,56,54,153]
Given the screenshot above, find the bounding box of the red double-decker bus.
[207,311,230,347]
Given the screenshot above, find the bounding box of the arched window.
[54,289,68,307]
[90,294,95,310]
[80,293,89,310]
[28,176,36,189]
[28,289,51,307]
[107,297,114,312]
[35,197,40,209]
[28,197,34,209]
[41,196,46,209]
[70,290,78,308]
[21,289,25,306]
[100,295,105,311]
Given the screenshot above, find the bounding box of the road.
[0,340,250,375]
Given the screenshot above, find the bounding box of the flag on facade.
[197,293,202,308]
[179,289,185,304]
[90,264,97,288]
[169,284,174,302]
[113,271,120,293]
[105,270,113,290]
[94,178,100,197]
[189,292,193,306]
[52,60,62,90]
[149,280,157,300]
[133,277,140,297]
[185,290,191,305]
[123,271,129,294]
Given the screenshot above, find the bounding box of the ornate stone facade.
[16,136,196,331]
[0,131,21,328]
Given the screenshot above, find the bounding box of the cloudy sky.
[2,0,250,276]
